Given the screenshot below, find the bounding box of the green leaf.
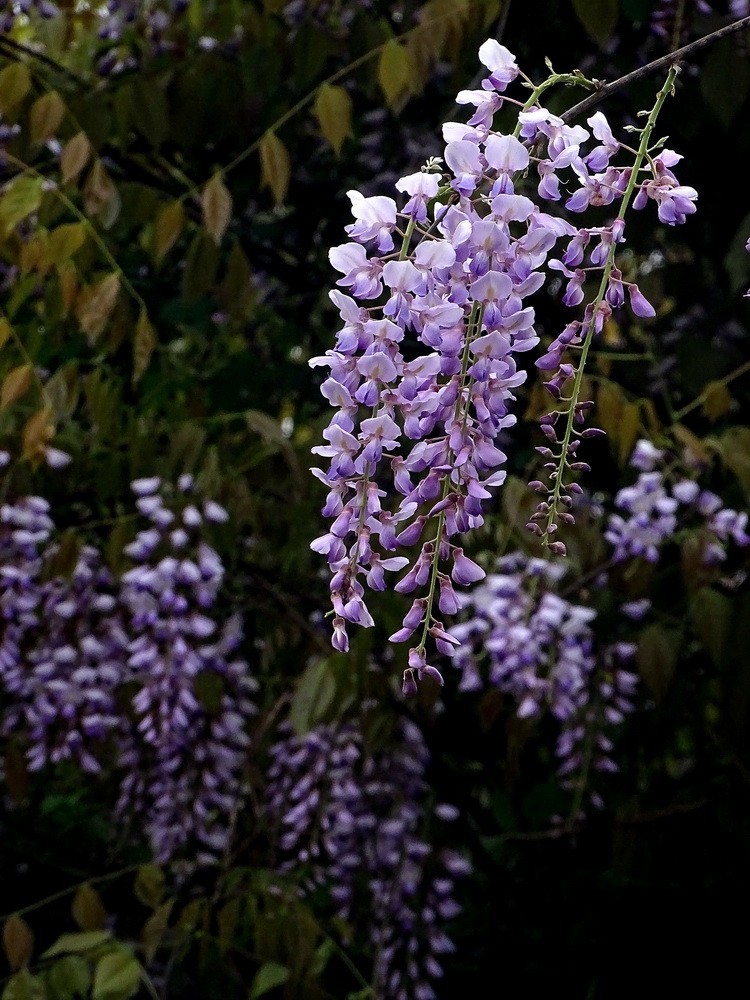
[249,962,290,1000]
[701,38,750,128]
[289,659,337,735]
[720,426,750,495]
[91,951,140,1000]
[134,865,165,909]
[42,931,111,959]
[378,39,413,109]
[46,957,91,1000]
[0,64,32,114]
[45,224,87,267]
[313,83,353,156]
[201,173,232,244]
[2,970,45,1000]
[0,177,44,234]
[691,588,731,666]
[635,624,679,702]
[571,0,619,47]
[30,91,66,145]
[259,131,291,207]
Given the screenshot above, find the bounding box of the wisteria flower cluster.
[0,462,256,864]
[264,712,469,1000]
[606,438,750,566]
[310,40,696,685]
[449,552,638,809]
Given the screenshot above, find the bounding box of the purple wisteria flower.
[605,439,750,566]
[116,475,257,863]
[449,552,638,806]
[264,711,468,1000]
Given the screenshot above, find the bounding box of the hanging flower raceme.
[116,475,257,864]
[264,711,469,1000]
[310,42,696,684]
[449,552,638,809]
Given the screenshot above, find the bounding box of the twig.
[562,14,750,123]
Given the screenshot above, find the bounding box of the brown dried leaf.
[3,915,34,971]
[75,274,120,344]
[61,132,92,185]
[201,174,232,245]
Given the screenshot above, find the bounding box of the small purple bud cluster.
[605,439,750,565]
[526,115,696,550]
[449,552,638,803]
[0,460,256,864]
[264,713,469,1000]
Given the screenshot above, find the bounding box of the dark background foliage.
[1,0,750,997]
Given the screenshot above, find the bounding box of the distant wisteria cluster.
[607,438,750,566]
[0,461,256,863]
[310,40,696,682]
[264,712,469,1000]
[449,552,638,808]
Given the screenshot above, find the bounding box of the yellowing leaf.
[0,63,31,114]
[30,90,66,145]
[91,950,141,1000]
[259,131,291,207]
[83,161,118,222]
[0,317,12,349]
[22,408,55,465]
[72,884,107,932]
[2,915,34,972]
[75,274,120,344]
[378,39,413,110]
[0,177,44,234]
[701,380,732,422]
[1,363,34,410]
[313,83,353,156]
[41,930,111,960]
[60,132,92,185]
[132,309,157,386]
[201,173,232,245]
[152,200,185,264]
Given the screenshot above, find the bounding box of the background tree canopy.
[1,1,750,998]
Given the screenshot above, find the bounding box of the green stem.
[542,65,680,547]
[415,302,482,652]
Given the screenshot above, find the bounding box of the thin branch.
[0,35,85,85]
[562,14,750,123]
